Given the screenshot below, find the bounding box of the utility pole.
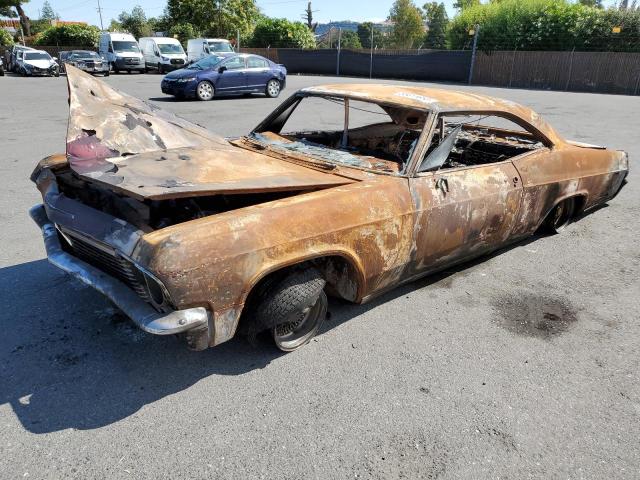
[237,29,240,51]
[96,0,104,31]
[467,24,480,85]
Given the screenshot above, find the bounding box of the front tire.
[252,268,327,352]
[543,197,575,234]
[265,79,281,98]
[195,80,214,101]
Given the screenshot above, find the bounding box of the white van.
[99,32,145,73]
[139,37,187,73]
[186,38,234,63]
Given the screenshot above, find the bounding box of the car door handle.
[434,177,449,193]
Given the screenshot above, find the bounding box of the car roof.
[300,84,563,144]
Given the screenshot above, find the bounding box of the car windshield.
[112,41,139,53]
[158,43,184,54]
[72,51,100,59]
[208,41,233,52]
[187,55,225,70]
[24,52,51,61]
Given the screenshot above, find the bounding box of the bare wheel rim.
[197,81,214,100]
[267,80,280,97]
[273,291,326,351]
[551,198,574,231]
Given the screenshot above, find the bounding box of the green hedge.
[448,0,640,52]
[34,24,101,47]
[0,29,14,47]
[249,18,316,49]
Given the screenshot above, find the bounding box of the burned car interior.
[253,94,547,175]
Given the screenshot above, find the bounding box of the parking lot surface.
[1,72,639,479]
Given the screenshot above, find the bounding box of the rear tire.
[543,197,575,234]
[265,79,281,98]
[195,80,214,101]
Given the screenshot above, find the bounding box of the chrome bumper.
[29,204,209,336]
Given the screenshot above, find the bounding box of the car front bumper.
[29,204,210,338]
[161,79,197,97]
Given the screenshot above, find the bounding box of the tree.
[166,0,260,39]
[339,30,362,49]
[117,5,153,39]
[388,0,425,48]
[423,2,448,49]
[169,23,199,47]
[40,1,58,21]
[0,1,32,36]
[249,18,316,48]
[453,0,480,11]
[303,1,317,32]
[578,0,602,7]
[357,22,387,48]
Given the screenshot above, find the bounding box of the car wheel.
[54,69,60,77]
[543,197,575,234]
[252,268,327,352]
[112,64,119,74]
[265,79,281,98]
[104,70,109,77]
[158,64,164,74]
[195,80,214,101]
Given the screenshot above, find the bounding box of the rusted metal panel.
[31,70,629,350]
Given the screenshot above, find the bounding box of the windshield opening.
[112,41,140,53]
[158,43,184,54]
[208,41,233,52]
[251,95,429,174]
[187,55,225,70]
[24,52,51,61]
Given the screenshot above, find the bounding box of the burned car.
[31,66,628,351]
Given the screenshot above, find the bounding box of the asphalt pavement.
[1,71,639,479]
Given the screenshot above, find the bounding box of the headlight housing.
[177,77,197,83]
[161,56,170,62]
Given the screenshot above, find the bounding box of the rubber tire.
[265,79,281,98]
[195,80,215,101]
[104,70,109,77]
[542,197,576,234]
[158,64,164,74]
[113,64,119,74]
[253,268,327,352]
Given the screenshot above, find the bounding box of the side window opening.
[253,95,428,174]
[419,113,545,173]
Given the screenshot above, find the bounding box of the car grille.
[125,58,140,65]
[58,227,150,302]
[170,59,184,65]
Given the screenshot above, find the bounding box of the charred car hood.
[63,65,355,200]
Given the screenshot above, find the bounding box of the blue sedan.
[161,53,287,101]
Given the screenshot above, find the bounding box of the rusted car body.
[30,66,628,351]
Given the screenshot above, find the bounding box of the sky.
[19,0,621,29]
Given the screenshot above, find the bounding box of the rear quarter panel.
[511,143,627,237]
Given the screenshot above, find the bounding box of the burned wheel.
[544,197,575,233]
[196,80,214,101]
[253,268,327,352]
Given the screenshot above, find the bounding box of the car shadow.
[148,94,267,103]
[0,214,605,433]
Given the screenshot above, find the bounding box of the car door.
[214,56,247,93]
[407,121,524,274]
[245,56,272,92]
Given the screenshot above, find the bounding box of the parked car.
[98,32,145,73]
[60,50,109,76]
[6,45,35,72]
[30,68,628,352]
[139,37,187,74]
[186,38,234,63]
[0,60,4,76]
[17,50,59,76]
[161,53,287,100]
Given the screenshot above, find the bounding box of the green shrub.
[447,0,640,52]
[34,24,101,47]
[0,29,14,47]
[249,18,316,49]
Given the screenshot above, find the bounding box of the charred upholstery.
[30,67,628,349]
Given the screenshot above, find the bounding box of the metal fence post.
[467,25,480,85]
[336,28,342,76]
[565,47,575,91]
[369,27,374,79]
